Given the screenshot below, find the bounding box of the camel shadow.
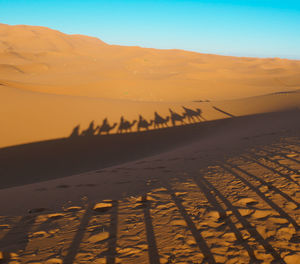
[117,116,137,133]
[137,115,153,132]
[182,106,206,122]
[97,118,117,135]
[169,108,186,126]
[70,107,206,137]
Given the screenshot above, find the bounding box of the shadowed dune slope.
[0,109,299,190]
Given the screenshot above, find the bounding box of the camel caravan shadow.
[70,106,206,137]
[1,107,298,190]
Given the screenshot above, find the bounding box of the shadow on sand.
[0,109,299,190]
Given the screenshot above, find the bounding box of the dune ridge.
[1,23,300,148]
[1,23,300,101]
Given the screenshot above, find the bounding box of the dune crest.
[1,23,300,101]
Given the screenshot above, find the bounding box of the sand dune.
[0,23,300,263]
[1,23,300,102]
[1,23,300,148]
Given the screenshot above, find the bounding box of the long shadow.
[0,214,37,257]
[194,175,283,262]
[264,147,300,165]
[106,200,119,264]
[164,183,216,264]
[222,164,299,230]
[272,145,300,156]
[231,159,300,208]
[253,152,300,175]
[241,155,300,187]
[63,205,92,264]
[212,106,236,118]
[141,195,160,264]
[191,175,259,262]
[1,110,300,190]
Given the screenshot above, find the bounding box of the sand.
[0,24,300,263]
[1,23,300,148]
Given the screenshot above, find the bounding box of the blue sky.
[1,0,300,59]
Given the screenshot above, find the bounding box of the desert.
[0,22,300,264]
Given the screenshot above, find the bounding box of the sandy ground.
[0,109,299,263]
[0,24,300,264]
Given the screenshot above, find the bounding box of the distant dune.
[1,23,300,101]
[0,23,300,147]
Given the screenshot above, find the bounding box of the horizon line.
[2,22,300,61]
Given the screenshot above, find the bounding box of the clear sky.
[1,0,300,59]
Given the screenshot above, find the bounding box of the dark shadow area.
[212,106,236,118]
[142,195,160,264]
[106,200,119,264]
[0,109,299,190]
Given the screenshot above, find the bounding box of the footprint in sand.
[28,207,49,214]
[56,184,70,189]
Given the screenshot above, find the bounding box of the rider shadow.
[152,112,169,129]
[169,109,186,127]
[81,121,97,136]
[117,116,137,134]
[69,125,80,137]
[96,118,117,135]
[69,106,207,137]
[182,106,206,123]
[137,115,153,132]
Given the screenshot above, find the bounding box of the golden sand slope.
[1,23,300,148]
[1,23,300,101]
